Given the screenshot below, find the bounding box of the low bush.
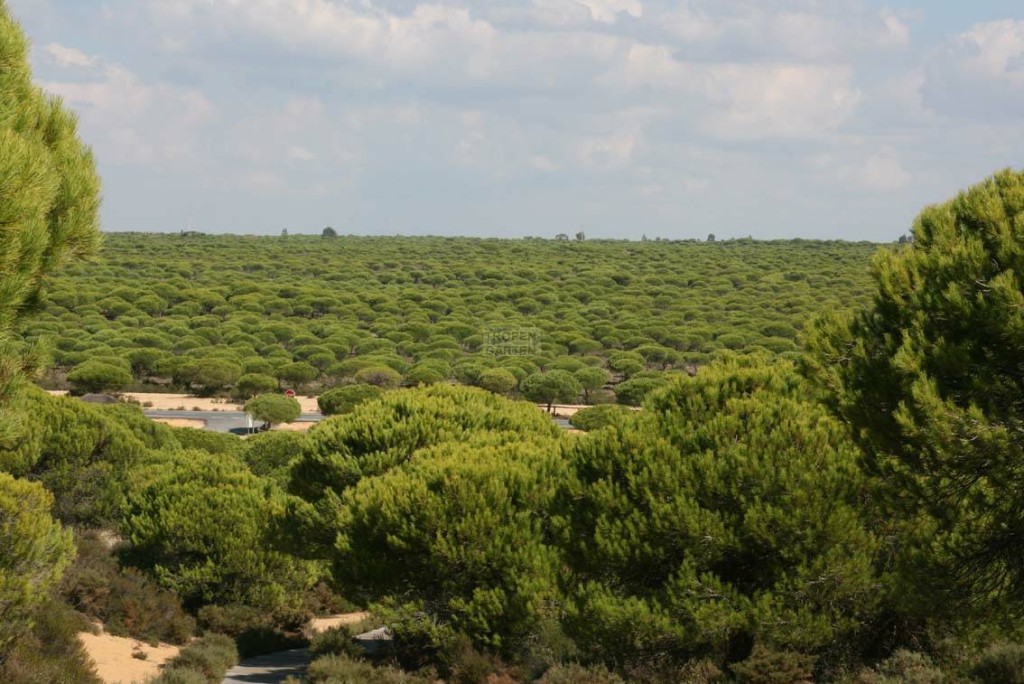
[442,633,521,684]
[61,531,195,645]
[970,642,1024,684]
[852,650,946,684]
[536,663,624,684]
[567,404,633,431]
[306,654,432,683]
[171,428,244,457]
[318,384,384,416]
[309,625,365,659]
[731,647,816,683]
[149,671,208,684]
[154,633,238,684]
[0,600,100,684]
[197,603,307,659]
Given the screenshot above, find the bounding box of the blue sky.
[9,0,1024,241]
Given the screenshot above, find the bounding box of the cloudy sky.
[9,0,1024,240]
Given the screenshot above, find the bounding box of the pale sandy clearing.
[79,629,180,684]
[51,390,593,419]
[124,393,321,413]
[309,612,372,633]
[272,422,317,432]
[152,418,206,429]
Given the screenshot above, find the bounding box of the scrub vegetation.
[7,1,1024,682]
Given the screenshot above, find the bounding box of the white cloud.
[810,148,912,193]
[41,59,216,166]
[578,0,643,24]
[648,2,910,61]
[287,146,315,161]
[700,63,861,139]
[922,19,1024,119]
[604,48,861,140]
[44,42,97,67]
[856,151,912,192]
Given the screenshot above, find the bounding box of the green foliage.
[288,386,565,651]
[613,375,668,406]
[67,359,133,394]
[0,389,176,525]
[309,624,366,659]
[970,642,1024,684]
[120,450,318,609]
[573,367,607,403]
[172,427,244,457]
[305,654,432,683]
[567,404,634,432]
[240,430,306,483]
[152,633,238,684]
[196,603,307,659]
[0,600,100,684]
[0,473,74,655]
[477,368,518,396]
[730,647,817,684]
[804,169,1024,617]
[277,361,318,388]
[355,365,403,388]
[0,0,101,332]
[852,650,947,684]
[318,383,384,416]
[335,442,564,651]
[245,393,301,428]
[536,663,624,684]
[29,235,876,400]
[60,530,195,645]
[521,370,581,410]
[289,384,561,530]
[181,357,242,395]
[559,357,878,670]
[233,373,280,400]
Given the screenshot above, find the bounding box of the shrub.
[306,654,432,683]
[171,427,244,457]
[240,431,306,483]
[149,670,209,684]
[309,625,365,659]
[561,357,878,668]
[0,600,100,684]
[158,633,238,683]
[970,642,1024,684]
[612,375,667,406]
[354,365,403,388]
[567,404,633,431]
[536,663,624,684]
[245,394,301,429]
[197,603,307,659]
[0,473,74,654]
[61,531,195,645]
[67,360,133,395]
[318,384,384,416]
[120,450,318,610]
[853,650,946,684]
[233,373,279,401]
[731,647,817,684]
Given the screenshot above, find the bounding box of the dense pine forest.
[28,234,878,407]
[7,1,1024,683]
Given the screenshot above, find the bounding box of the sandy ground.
[272,422,316,432]
[50,390,593,420]
[79,629,180,684]
[309,612,372,633]
[125,393,321,413]
[152,418,207,429]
